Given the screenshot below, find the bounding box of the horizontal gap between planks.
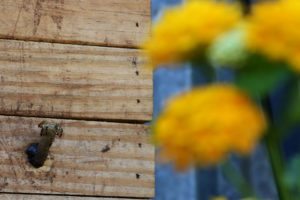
[0,36,141,50]
[0,192,150,199]
[0,113,151,125]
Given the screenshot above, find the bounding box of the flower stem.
[262,95,292,200]
[264,129,291,200]
[221,160,257,198]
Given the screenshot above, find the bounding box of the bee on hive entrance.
[25,120,63,168]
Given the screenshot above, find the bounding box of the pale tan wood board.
[0,39,153,122]
[0,0,151,48]
[0,115,155,197]
[0,194,144,200]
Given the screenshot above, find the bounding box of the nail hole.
[138,143,142,148]
[136,174,140,179]
[137,99,140,104]
[136,22,139,27]
[101,145,110,153]
[135,71,139,76]
[132,57,137,66]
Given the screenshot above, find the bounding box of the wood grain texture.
[0,0,150,48]
[0,115,155,198]
[0,39,153,122]
[0,194,145,200]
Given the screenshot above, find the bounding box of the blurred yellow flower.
[246,0,300,72]
[142,0,241,68]
[153,84,266,169]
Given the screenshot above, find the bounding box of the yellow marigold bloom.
[246,0,300,72]
[142,0,241,68]
[153,84,266,169]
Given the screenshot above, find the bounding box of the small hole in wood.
[136,173,140,179]
[135,71,139,76]
[136,22,139,27]
[137,99,140,104]
[138,143,142,148]
[132,57,137,66]
[101,145,110,153]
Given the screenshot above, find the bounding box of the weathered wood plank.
[0,116,155,198]
[0,0,150,48]
[0,194,145,199]
[0,39,153,122]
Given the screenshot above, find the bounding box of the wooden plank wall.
[0,39,152,122]
[0,0,154,199]
[0,116,154,197]
[0,194,143,200]
[0,0,151,47]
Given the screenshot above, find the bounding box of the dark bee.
[26,121,63,168]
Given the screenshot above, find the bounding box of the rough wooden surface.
[0,39,153,122]
[0,115,155,197]
[0,194,144,200]
[0,0,150,48]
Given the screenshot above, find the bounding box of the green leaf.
[235,54,292,98]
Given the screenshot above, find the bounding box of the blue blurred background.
[151,0,287,199]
